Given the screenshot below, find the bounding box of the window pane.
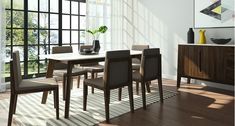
[28,30,38,45]
[40,30,49,44]
[71,16,78,29]
[28,12,38,28]
[13,11,24,28]
[40,0,48,12]
[28,0,38,11]
[13,46,24,61]
[4,0,11,9]
[28,61,38,74]
[13,0,24,10]
[62,15,70,29]
[71,31,78,44]
[39,45,49,57]
[5,46,11,61]
[80,2,86,15]
[80,31,85,43]
[28,46,38,60]
[50,30,59,44]
[4,63,10,78]
[6,29,11,45]
[39,60,47,73]
[71,1,78,14]
[62,0,70,14]
[13,29,24,45]
[80,16,86,29]
[40,13,48,29]
[6,10,11,28]
[50,0,58,13]
[62,30,70,44]
[50,14,58,29]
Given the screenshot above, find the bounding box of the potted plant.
[86,25,108,53]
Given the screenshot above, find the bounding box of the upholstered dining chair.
[79,45,104,93]
[119,48,163,109]
[131,45,150,94]
[83,50,134,123]
[52,46,87,100]
[8,51,59,126]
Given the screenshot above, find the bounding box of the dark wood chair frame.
[8,54,59,126]
[83,53,134,123]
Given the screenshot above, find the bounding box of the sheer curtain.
[86,0,130,51]
[0,0,6,92]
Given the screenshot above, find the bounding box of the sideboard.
[177,44,234,88]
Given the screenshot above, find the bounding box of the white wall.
[121,0,234,90]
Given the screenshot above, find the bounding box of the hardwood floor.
[0,79,234,126]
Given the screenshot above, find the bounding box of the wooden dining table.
[40,50,142,118]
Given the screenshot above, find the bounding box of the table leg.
[65,61,73,118]
[42,59,55,104]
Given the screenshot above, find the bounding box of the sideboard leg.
[177,76,181,88]
[187,78,191,84]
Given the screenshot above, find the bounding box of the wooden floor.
[0,79,234,126]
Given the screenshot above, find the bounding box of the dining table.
[40,50,142,118]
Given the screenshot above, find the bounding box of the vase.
[92,40,100,53]
[198,29,206,44]
[187,28,194,44]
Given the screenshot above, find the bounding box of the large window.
[4,0,86,81]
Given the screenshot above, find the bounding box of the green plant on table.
[86,25,108,40]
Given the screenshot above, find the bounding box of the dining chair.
[119,48,163,109]
[83,50,134,123]
[52,46,87,100]
[79,45,104,93]
[8,51,59,126]
[131,45,150,94]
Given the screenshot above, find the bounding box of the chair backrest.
[131,45,149,64]
[140,48,161,81]
[80,45,99,66]
[104,50,132,89]
[52,46,73,69]
[10,51,22,92]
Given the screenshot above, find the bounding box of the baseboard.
[162,74,234,91]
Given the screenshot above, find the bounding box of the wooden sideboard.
[177,44,234,88]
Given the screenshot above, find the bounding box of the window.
[4,0,86,81]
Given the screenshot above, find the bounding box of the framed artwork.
[194,0,235,28]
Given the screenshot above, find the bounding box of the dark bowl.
[210,38,231,44]
[83,49,93,53]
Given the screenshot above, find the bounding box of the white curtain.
[0,0,6,92]
[86,0,131,51]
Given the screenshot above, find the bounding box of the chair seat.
[132,71,142,81]
[82,64,104,73]
[53,68,87,77]
[132,63,140,70]
[18,78,58,92]
[84,77,104,89]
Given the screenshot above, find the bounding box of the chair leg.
[136,81,139,95]
[141,81,147,110]
[91,72,95,94]
[8,94,15,126]
[13,94,18,114]
[158,78,164,103]
[77,76,80,88]
[146,81,151,93]
[83,84,88,111]
[53,90,56,109]
[128,85,134,113]
[118,88,122,101]
[63,75,67,100]
[54,88,59,119]
[41,91,48,104]
[104,90,110,123]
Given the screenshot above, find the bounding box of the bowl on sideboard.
[210,38,231,44]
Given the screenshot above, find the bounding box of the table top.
[40,50,142,61]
